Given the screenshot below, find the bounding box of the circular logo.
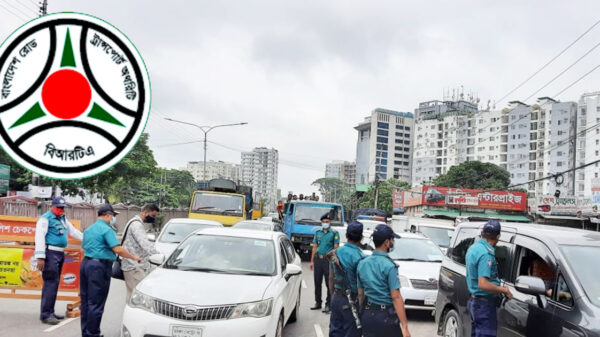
[182,305,199,318]
[0,13,150,179]
[62,272,77,284]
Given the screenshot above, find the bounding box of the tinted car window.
[450,228,479,265]
[280,243,288,271]
[282,238,296,262]
[495,241,514,282]
[556,274,574,307]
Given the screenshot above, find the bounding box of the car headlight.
[230,298,273,319]
[129,289,154,312]
[398,274,411,288]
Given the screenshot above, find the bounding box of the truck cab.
[188,179,253,226]
[283,200,345,259]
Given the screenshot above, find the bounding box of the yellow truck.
[188,179,261,226]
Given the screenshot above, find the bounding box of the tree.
[311,177,348,203]
[0,147,36,192]
[358,178,410,215]
[432,161,510,190]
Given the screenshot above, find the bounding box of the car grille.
[291,234,314,244]
[153,300,235,321]
[410,279,438,290]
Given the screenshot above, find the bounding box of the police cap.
[372,224,400,242]
[51,196,67,208]
[482,220,501,236]
[97,203,120,216]
[347,221,363,236]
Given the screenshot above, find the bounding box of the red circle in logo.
[41,69,92,119]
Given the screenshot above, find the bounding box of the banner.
[421,186,527,211]
[400,188,423,208]
[534,196,599,217]
[0,247,22,285]
[0,216,81,244]
[392,188,403,209]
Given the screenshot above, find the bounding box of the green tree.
[432,161,510,189]
[0,147,36,191]
[358,178,410,215]
[311,177,347,203]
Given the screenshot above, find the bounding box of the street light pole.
[165,118,248,181]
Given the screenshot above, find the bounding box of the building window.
[377,122,389,129]
[396,132,403,137]
[396,125,404,130]
[377,129,389,136]
[381,159,388,165]
[404,147,410,151]
[405,126,410,131]
[377,136,388,143]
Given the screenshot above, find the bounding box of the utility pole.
[39,0,48,17]
[374,175,380,209]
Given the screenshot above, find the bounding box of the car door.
[279,238,296,319]
[282,237,301,303]
[546,272,586,337]
[498,236,556,337]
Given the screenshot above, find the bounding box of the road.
[0,262,437,337]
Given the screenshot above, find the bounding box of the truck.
[283,200,345,260]
[188,179,255,226]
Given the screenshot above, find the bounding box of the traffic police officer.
[34,196,83,325]
[329,220,365,337]
[310,213,340,313]
[465,220,513,337]
[357,224,411,337]
[80,204,141,337]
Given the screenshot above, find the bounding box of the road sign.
[0,164,9,195]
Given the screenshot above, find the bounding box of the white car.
[233,220,283,232]
[335,226,375,252]
[122,228,302,337]
[355,219,387,231]
[154,218,223,257]
[387,232,444,311]
[410,223,455,254]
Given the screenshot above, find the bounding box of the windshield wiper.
[223,209,242,212]
[393,258,434,262]
[297,218,319,222]
[195,206,217,210]
[234,271,272,276]
[178,267,234,273]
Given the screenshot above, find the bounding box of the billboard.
[421,186,527,211]
[534,196,599,216]
[400,188,423,208]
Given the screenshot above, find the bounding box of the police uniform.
[312,215,340,312]
[329,221,366,337]
[357,225,403,337]
[80,204,121,337]
[34,196,83,323]
[465,220,502,337]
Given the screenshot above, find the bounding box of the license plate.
[172,325,203,337]
[424,296,436,306]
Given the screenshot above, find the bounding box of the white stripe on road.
[43,317,77,332]
[314,324,324,337]
[302,280,307,289]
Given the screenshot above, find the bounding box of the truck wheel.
[300,251,311,262]
[442,309,462,337]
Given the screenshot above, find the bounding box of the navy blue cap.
[51,196,67,207]
[372,224,400,242]
[320,213,331,221]
[347,221,363,236]
[482,220,501,235]
[97,203,119,216]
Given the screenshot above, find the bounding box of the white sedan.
[122,228,302,337]
[154,218,223,257]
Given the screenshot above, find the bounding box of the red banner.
[0,216,81,244]
[421,186,527,211]
[392,189,403,209]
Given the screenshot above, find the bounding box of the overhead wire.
[0,0,35,19]
[0,1,29,21]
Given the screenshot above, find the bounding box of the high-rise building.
[576,92,600,198]
[241,147,279,212]
[186,160,241,182]
[325,160,356,187]
[354,108,414,185]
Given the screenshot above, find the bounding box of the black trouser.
[313,255,331,307]
[40,249,65,320]
[80,257,112,337]
[361,305,402,337]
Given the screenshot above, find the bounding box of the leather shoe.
[41,316,60,325]
[310,304,322,310]
[52,313,65,320]
[322,305,331,314]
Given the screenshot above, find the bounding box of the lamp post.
[164,118,248,181]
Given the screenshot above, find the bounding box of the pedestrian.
[80,204,141,337]
[34,196,83,325]
[465,220,513,337]
[121,203,160,300]
[357,224,411,337]
[310,213,340,313]
[276,201,284,221]
[328,220,366,337]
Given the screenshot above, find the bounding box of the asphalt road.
[0,262,437,337]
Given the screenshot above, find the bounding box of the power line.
[16,0,38,14]
[553,63,600,97]
[0,1,29,21]
[0,0,34,19]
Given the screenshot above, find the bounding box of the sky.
[1,0,600,195]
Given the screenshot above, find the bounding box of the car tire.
[288,288,301,323]
[442,309,462,337]
[275,313,284,337]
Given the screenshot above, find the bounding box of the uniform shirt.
[313,228,340,256]
[357,251,401,306]
[466,238,500,297]
[82,219,120,261]
[34,211,83,259]
[333,242,366,294]
[121,215,158,271]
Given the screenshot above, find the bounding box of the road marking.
[43,317,77,332]
[314,324,324,337]
[302,280,307,289]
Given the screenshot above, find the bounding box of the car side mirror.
[147,233,156,242]
[515,276,548,308]
[149,253,165,266]
[284,263,302,281]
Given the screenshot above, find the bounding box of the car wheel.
[275,313,284,337]
[288,288,301,323]
[442,309,462,337]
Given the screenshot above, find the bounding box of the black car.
[435,221,600,337]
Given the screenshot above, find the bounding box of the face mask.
[144,215,156,223]
[322,222,330,229]
[110,216,116,225]
[52,207,65,217]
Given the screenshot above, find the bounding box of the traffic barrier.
[0,215,82,317]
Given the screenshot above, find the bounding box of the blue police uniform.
[80,210,120,337]
[34,197,83,322]
[312,226,340,310]
[357,224,403,337]
[465,221,502,337]
[329,221,366,337]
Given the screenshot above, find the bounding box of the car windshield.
[418,226,455,248]
[560,245,600,307]
[191,193,244,215]
[159,222,219,243]
[389,238,444,262]
[234,221,272,231]
[294,204,342,226]
[164,234,276,276]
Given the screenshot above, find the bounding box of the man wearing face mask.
[34,196,83,325]
[310,213,340,314]
[357,224,411,337]
[121,203,160,300]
